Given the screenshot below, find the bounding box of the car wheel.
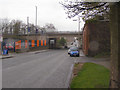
[77,54,79,57]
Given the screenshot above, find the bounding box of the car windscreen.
[70,47,78,51]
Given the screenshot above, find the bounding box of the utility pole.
[27,17,29,34]
[27,17,29,51]
[35,6,37,27]
[35,6,37,40]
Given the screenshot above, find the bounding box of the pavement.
[0,49,49,59]
[74,50,110,70]
[0,55,14,59]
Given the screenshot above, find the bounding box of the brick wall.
[83,24,89,55]
[83,21,110,56]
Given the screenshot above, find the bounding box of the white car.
[68,49,71,54]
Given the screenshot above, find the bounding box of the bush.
[58,37,66,46]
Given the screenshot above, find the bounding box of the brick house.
[82,20,110,56]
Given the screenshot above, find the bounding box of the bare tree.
[29,24,35,34]
[44,23,56,33]
[12,20,22,35]
[60,1,110,20]
[0,18,10,34]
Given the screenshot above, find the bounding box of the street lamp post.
[73,16,81,40]
[78,16,80,36]
[73,16,81,34]
[73,16,81,56]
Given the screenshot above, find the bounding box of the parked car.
[68,46,79,57]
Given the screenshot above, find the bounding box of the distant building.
[82,20,110,56]
[73,37,79,48]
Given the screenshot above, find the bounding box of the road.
[2,49,110,88]
[2,50,77,88]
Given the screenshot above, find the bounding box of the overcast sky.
[0,0,85,31]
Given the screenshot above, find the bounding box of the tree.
[9,22,13,34]
[29,24,35,34]
[61,1,120,88]
[13,20,22,35]
[44,23,56,33]
[58,37,66,46]
[40,27,46,35]
[0,18,10,34]
[60,1,110,21]
[109,3,120,88]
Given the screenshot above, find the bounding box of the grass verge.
[70,62,110,88]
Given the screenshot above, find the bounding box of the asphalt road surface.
[2,50,77,88]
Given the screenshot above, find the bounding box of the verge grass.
[70,63,110,88]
